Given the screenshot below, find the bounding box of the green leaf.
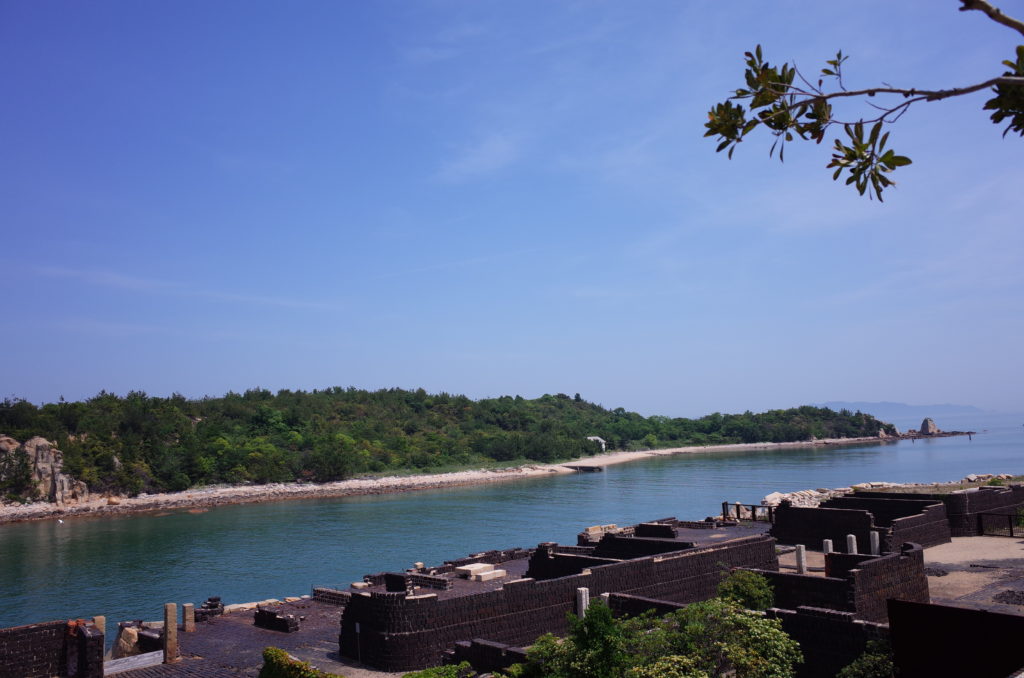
[869,121,882,146]
[889,155,912,167]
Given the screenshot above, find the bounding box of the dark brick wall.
[848,543,929,623]
[889,599,1024,678]
[824,553,877,579]
[855,486,1024,537]
[607,593,685,618]
[339,535,777,671]
[447,639,528,673]
[819,497,940,527]
[767,606,889,678]
[526,552,621,580]
[748,543,928,624]
[752,570,853,613]
[0,620,103,678]
[886,503,950,550]
[591,534,696,559]
[770,504,880,553]
[634,522,677,538]
[73,624,104,678]
[312,587,351,606]
[0,620,67,678]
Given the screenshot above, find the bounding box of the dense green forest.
[0,388,895,499]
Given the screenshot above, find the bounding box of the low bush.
[258,647,344,678]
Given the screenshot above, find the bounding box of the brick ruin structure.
[748,542,929,623]
[338,519,777,671]
[0,619,103,678]
[335,505,941,673]
[855,485,1024,537]
[770,495,951,554]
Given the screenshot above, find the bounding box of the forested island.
[0,388,895,502]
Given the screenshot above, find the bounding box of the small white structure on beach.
[586,436,606,452]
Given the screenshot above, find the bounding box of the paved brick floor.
[118,601,401,678]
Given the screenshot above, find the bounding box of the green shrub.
[717,569,774,611]
[258,647,344,678]
[836,640,894,678]
[402,661,476,678]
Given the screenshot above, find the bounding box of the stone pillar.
[576,587,590,617]
[182,604,195,633]
[870,531,880,556]
[822,539,833,554]
[163,603,179,663]
[846,534,858,555]
[600,592,610,605]
[795,544,807,574]
[92,615,105,642]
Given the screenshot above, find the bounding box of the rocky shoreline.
[0,435,889,525]
[760,472,1018,508]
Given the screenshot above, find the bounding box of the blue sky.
[2,1,1022,417]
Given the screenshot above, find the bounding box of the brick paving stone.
[118,600,401,678]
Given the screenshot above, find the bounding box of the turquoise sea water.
[0,418,1021,630]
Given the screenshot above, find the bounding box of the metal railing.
[979,512,1023,537]
[721,502,775,523]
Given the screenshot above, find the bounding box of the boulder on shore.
[920,418,940,435]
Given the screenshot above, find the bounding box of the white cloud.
[436,132,524,182]
[33,266,343,311]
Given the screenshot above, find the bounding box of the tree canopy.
[705,1,1024,200]
[0,388,894,501]
[505,573,799,678]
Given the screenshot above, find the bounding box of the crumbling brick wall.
[749,543,928,624]
[770,504,880,553]
[855,486,1024,537]
[0,620,103,678]
[847,543,929,622]
[0,621,67,678]
[767,606,889,678]
[816,497,950,549]
[339,535,777,671]
[889,599,1024,678]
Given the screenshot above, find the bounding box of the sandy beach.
[0,436,884,525]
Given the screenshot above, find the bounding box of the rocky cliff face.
[0,435,90,505]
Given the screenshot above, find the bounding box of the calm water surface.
[1,420,1021,630]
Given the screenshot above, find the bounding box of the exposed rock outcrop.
[0,435,89,505]
[920,418,940,435]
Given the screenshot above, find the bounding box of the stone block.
[472,569,507,582]
[455,562,494,577]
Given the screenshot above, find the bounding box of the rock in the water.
[920,418,940,435]
[112,625,140,659]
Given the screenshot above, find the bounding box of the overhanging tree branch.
[704,3,1024,200]
[960,0,1024,39]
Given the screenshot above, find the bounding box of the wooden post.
[182,604,195,633]
[163,603,179,663]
